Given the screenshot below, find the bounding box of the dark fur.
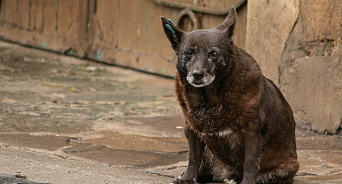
[161,7,299,184]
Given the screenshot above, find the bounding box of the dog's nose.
[192,70,204,80]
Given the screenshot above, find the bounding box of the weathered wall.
[87,0,247,77]
[279,0,342,134]
[245,0,299,85]
[0,0,88,56]
[246,0,342,134]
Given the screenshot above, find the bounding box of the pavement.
[0,41,341,184]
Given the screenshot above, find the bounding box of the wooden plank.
[197,0,209,29]
[17,0,30,29]
[71,0,88,56]
[69,0,81,40]
[43,0,58,35]
[146,0,172,57]
[0,0,6,22]
[76,0,88,42]
[4,0,17,25]
[201,13,210,29]
[95,0,119,46]
[202,0,226,30]
[0,23,64,50]
[207,15,224,29]
[86,0,96,45]
[208,0,225,9]
[91,0,104,44]
[233,2,247,49]
[112,0,120,47]
[117,0,134,50]
[57,0,71,36]
[89,43,176,77]
[131,0,149,53]
[30,0,43,31]
[68,0,77,37]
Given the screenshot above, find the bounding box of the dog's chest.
[186,105,232,133]
[202,129,245,166]
[187,105,245,165]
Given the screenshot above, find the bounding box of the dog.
[161,6,299,184]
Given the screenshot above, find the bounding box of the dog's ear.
[215,6,237,38]
[161,17,185,51]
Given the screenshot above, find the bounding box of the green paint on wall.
[42,42,47,49]
[96,49,103,62]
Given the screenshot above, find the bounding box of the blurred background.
[0,0,341,183]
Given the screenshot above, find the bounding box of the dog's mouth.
[186,75,215,88]
[194,80,204,85]
[192,81,207,87]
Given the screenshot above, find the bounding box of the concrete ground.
[0,41,341,184]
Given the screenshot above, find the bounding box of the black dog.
[161,7,299,184]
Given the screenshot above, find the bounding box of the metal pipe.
[152,0,246,15]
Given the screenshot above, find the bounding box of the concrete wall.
[245,0,299,85]
[279,0,342,134]
[247,0,342,134]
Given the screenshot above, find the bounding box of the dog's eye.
[185,49,194,56]
[210,51,219,58]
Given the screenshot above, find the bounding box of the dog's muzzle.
[186,70,215,87]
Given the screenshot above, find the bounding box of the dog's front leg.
[241,122,262,184]
[172,125,204,184]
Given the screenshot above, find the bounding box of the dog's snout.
[192,70,204,80]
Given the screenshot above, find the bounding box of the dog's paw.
[224,179,237,184]
[170,178,196,184]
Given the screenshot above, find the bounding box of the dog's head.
[161,7,237,87]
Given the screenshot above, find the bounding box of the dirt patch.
[85,131,187,153]
[0,134,68,151]
[63,143,187,168]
